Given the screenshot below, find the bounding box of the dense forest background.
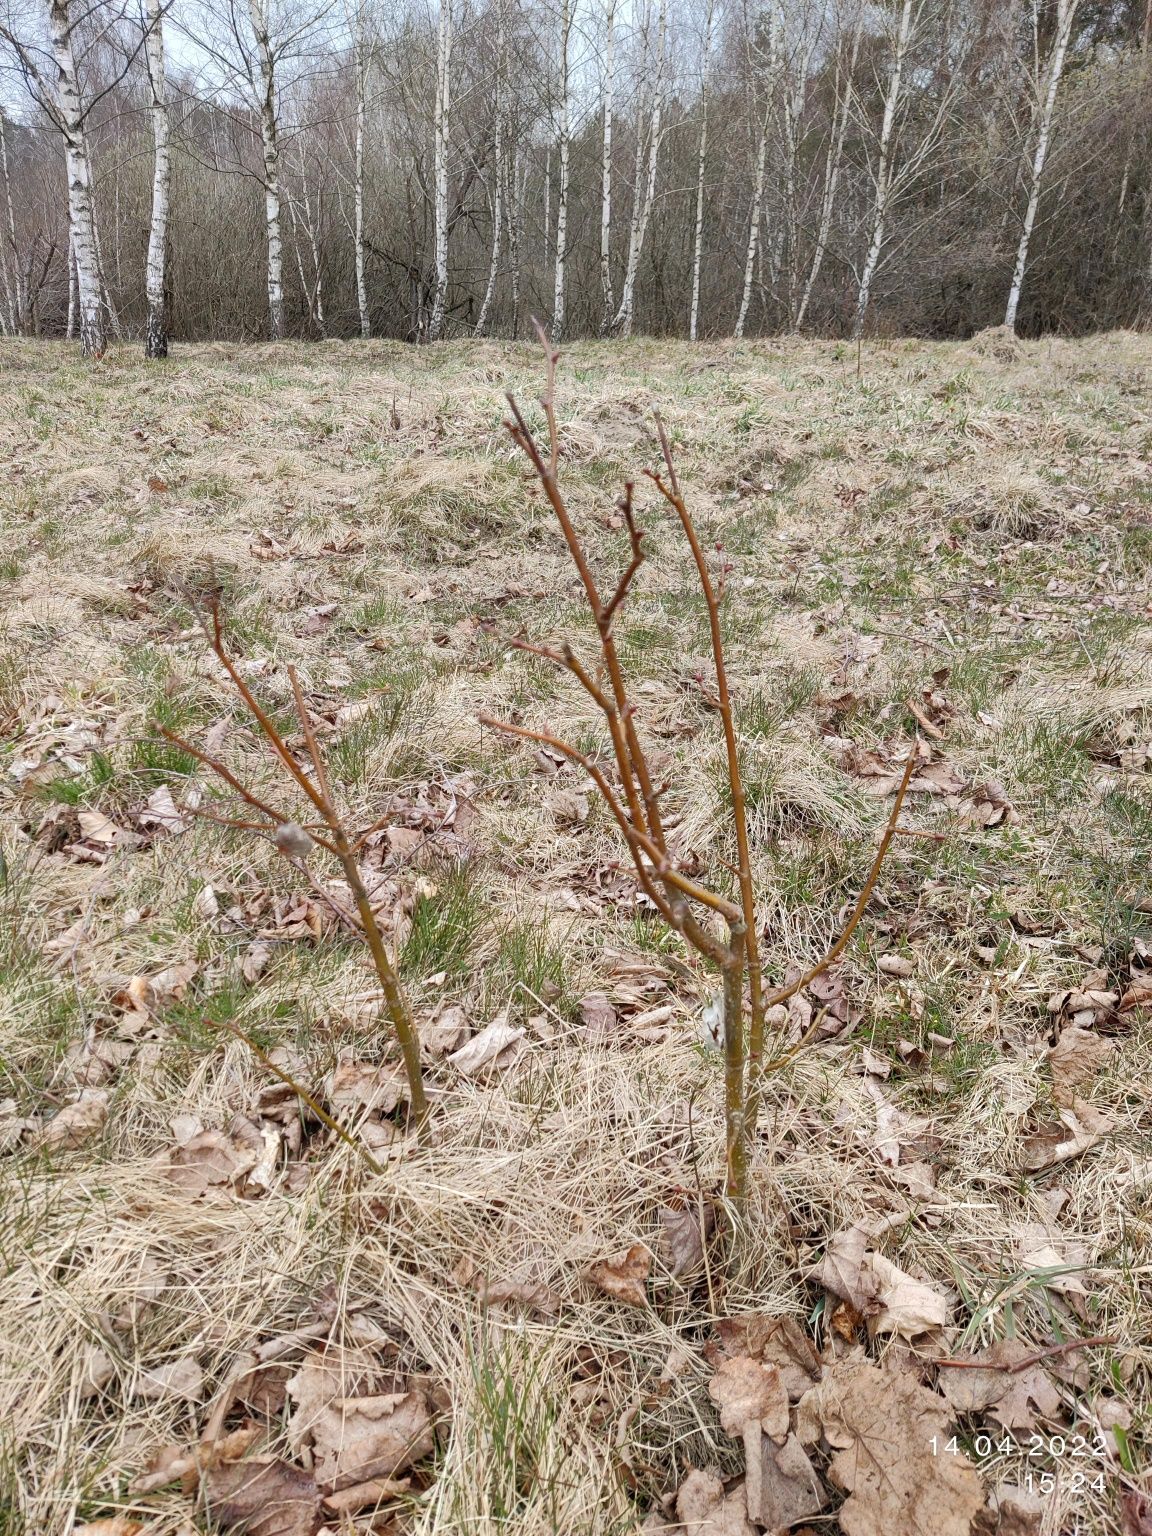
[1,0,1150,348]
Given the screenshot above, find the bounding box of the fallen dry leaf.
[192,884,220,920]
[812,1356,984,1536]
[958,778,1019,829]
[937,1339,1063,1431]
[878,953,915,978]
[203,1457,321,1536]
[241,940,273,984]
[708,1356,789,1441]
[322,1476,411,1516]
[73,1521,143,1536]
[421,1003,470,1057]
[674,1468,756,1536]
[749,1433,826,1531]
[807,1222,874,1311]
[36,1088,109,1151]
[136,1356,205,1403]
[325,1057,407,1116]
[976,1485,1045,1536]
[142,784,187,834]
[78,809,130,845]
[1048,1026,1115,1105]
[168,1128,255,1198]
[308,1389,435,1490]
[1020,1101,1111,1171]
[578,992,617,1042]
[131,1423,264,1494]
[550,787,590,825]
[587,1242,651,1307]
[1123,1490,1152,1536]
[475,1276,560,1315]
[78,1345,116,1399]
[705,1314,822,1401]
[1014,1222,1089,1297]
[286,1346,391,1452]
[867,1252,949,1338]
[446,1016,525,1075]
[657,1201,714,1279]
[886,1160,938,1201]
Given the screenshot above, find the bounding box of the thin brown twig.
[934,1336,1116,1373]
[158,726,339,856]
[647,427,765,1134]
[176,609,430,1141]
[478,713,738,949]
[202,597,328,818]
[203,1015,385,1176]
[507,354,664,851]
[760,741,919,1016]
[288,664,336,811]
[602,484,645,627]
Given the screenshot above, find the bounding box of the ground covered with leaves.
[1,328,1151,1536]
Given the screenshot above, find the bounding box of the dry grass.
[1,331,1151,1535]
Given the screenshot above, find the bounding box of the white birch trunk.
[598,0,616,335]
[249,0,284,339]
[301,172,324,332]
[67,237,77,340]
[795,1,861,333]
[49,0,104,356]
[778,5,815,327]
[144,0,170,358]
[353,0,370,337]
[551,0,572,342]
[613,0,665,338]
[474,0,505,337]
[852,0,914,341]
[688,0,713,341]
[735,100,770,339]
[1004,0,1080,331]
[508,145,523,337]
[429,0,452,341]
[543,143,551,267]
[0,114,20,333]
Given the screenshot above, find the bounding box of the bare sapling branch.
[483,334,916,1204]
[485,328,755,1198]
[161,596,429,1143]
[646,421,764,1125]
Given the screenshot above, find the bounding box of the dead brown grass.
[1,331,1151,1535]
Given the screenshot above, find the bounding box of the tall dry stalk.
[481,334,915,1200]
[160,597,429,1138]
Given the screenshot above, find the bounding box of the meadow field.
[1,330,1150,1536]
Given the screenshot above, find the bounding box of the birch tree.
[475,0,506,336]
[0,113,24,333]
[287,141,324,331]
[143,0,171,357]
[794,0,861,332]
[851,0,961,340]
[1003,0,1081,331]
[352,0,370,336]
[598,0,616,335]
[611,0,665,337]
[852,0,915,340]
[428,0,452,340]
[248,0,285,338]
[0,0,108,354]
[774,0,820,326]
[734,6,777,339]
[688,0,713,341]
[551,0,573,341]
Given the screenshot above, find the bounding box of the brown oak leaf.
[587,1242,651,1307]
[812,1357,984,1536]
